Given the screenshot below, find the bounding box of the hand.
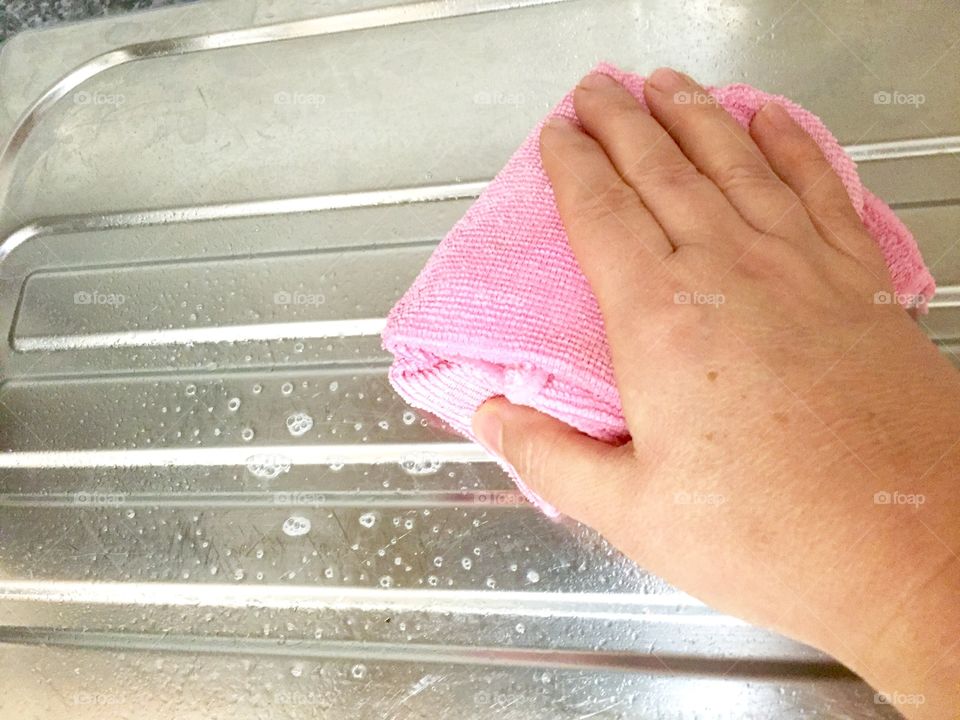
[472,68,960,718]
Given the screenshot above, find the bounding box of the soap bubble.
[246,454,290,479]
[400,454,442,475]
[286,412,314,437]
[282,516,311,537]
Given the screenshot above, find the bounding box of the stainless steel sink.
[0,1,957,717]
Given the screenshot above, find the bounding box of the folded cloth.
[382,62,936,517]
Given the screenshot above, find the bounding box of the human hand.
[472,68,960,718]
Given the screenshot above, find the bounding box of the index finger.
[539,116,678,327]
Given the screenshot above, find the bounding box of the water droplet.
[290,664,303,678]
[377,420,389,430]
[252,383,263,394]
[400,454,442,475]
[241,427,255,442]
[227,397,241,412]
[401,411,416,425]
[358,512,377,529]
[461,557,472,570]
[293,342,304,353]
[233,568,246,581]
[282,515,311,537]
[515,623,525,634]
[285,412,314,437]
[526,569,540,584]
[185,384,197,397]
[125,509,136,519]
[246,453,291,479]
[379,576,393,588]
[433,557,443,568]
[281,382,294,396]
[328,381,339,392]
[350,664,367,679]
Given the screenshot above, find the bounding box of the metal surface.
[0,0,957,717]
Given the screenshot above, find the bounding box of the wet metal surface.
[0,0,957,717]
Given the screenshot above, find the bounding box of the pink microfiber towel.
[383,63,936,517]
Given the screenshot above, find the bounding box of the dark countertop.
[1,0,197,43]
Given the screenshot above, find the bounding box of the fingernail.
[578,72,618,90]
[472,403,504,457]
[760,102,794,130]
[647,67,685,92]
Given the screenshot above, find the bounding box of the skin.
[471,68,960,719]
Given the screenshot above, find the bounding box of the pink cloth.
[383,63,936,517]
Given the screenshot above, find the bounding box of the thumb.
[471,396,636,527]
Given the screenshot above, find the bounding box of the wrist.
[781,328,960,717]
[854,552,960,718]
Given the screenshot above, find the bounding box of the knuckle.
[734,236,817,281]
[808,205,861,236]
[603,97,646,127]
[578,184,639,224]
[713,158,778,192]
[786,140,830,175]
[625,159,702,191]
